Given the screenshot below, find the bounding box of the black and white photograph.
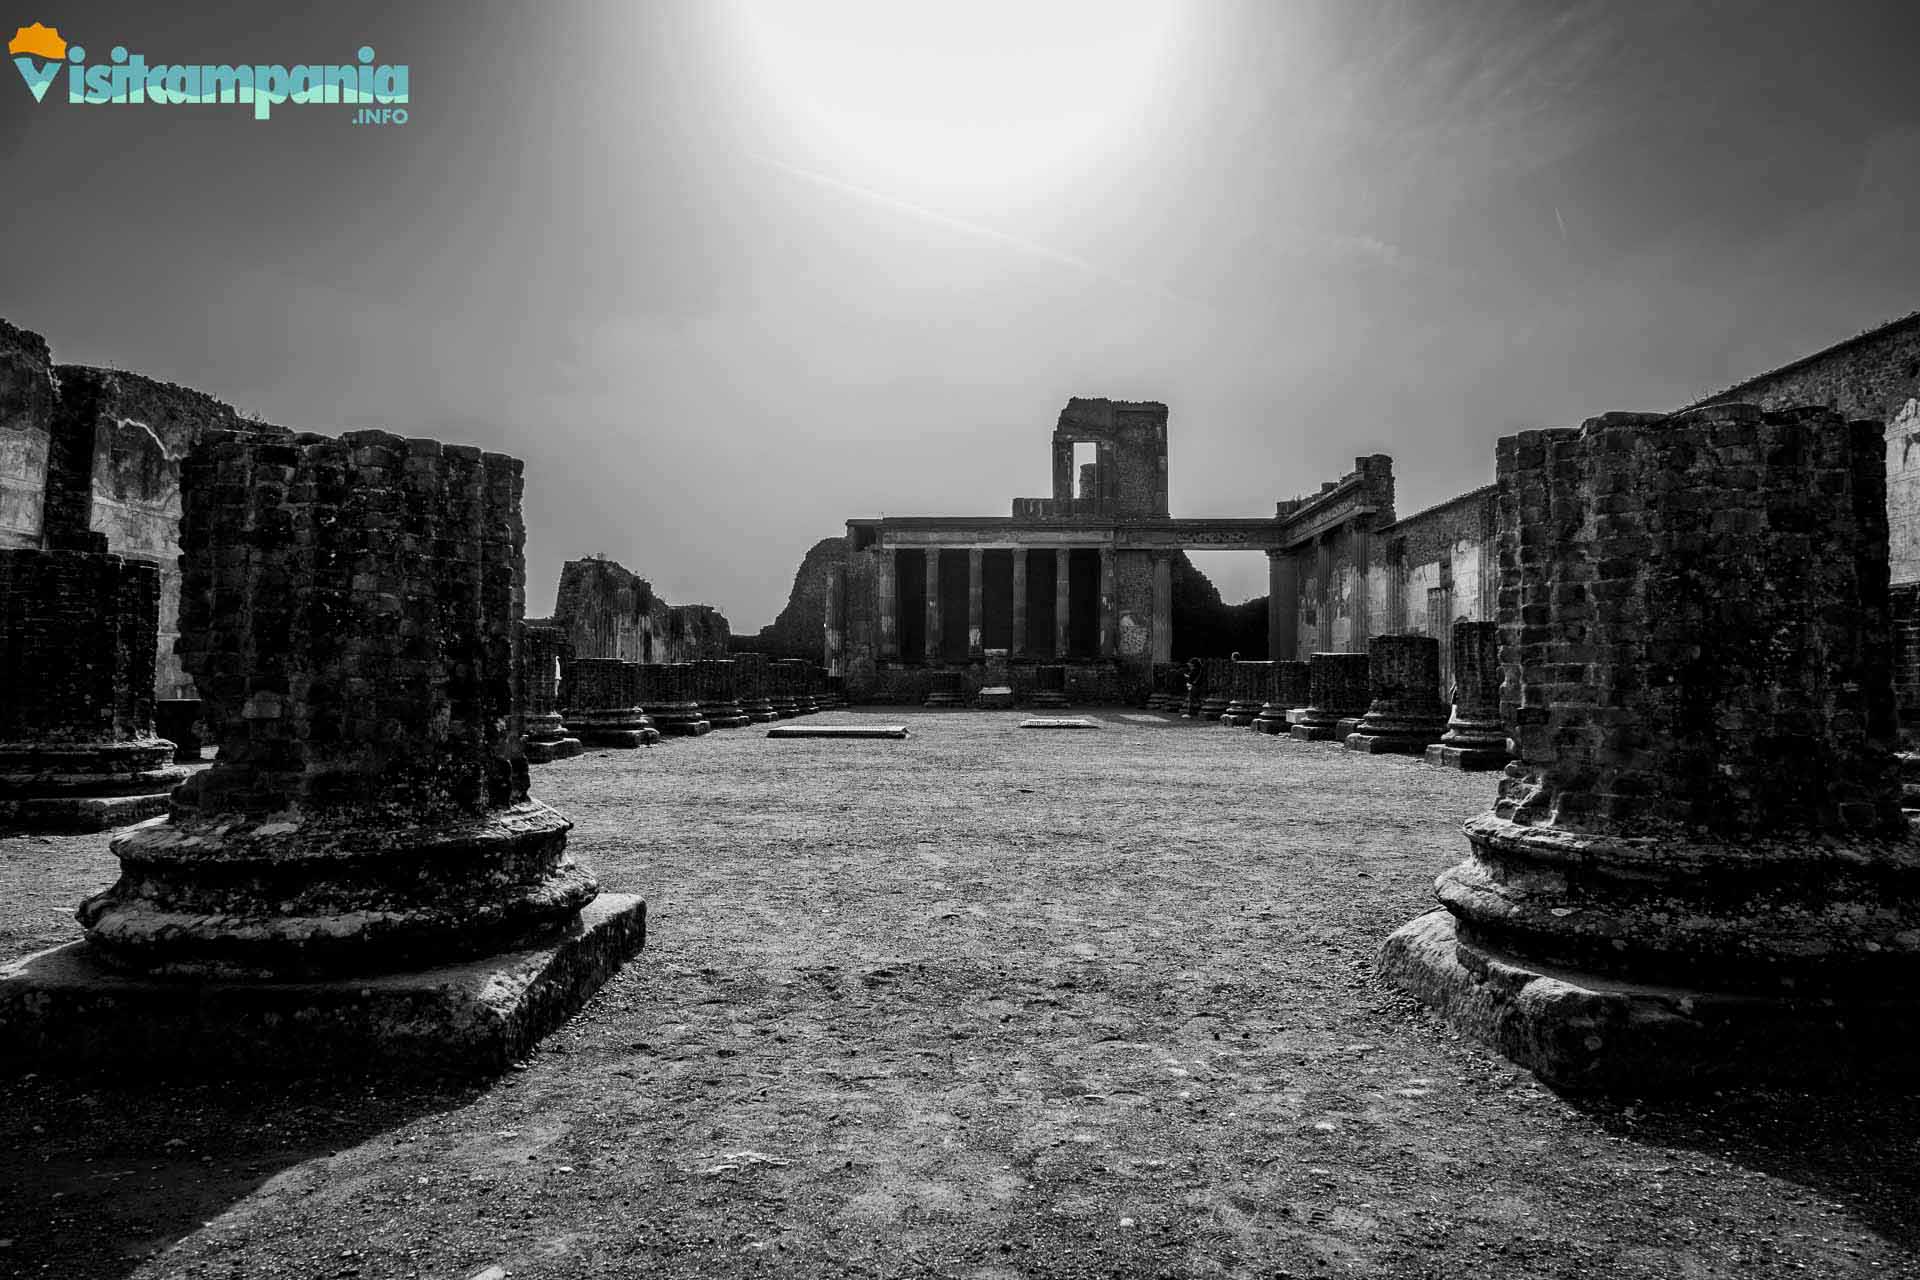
[2,2,1917,1276]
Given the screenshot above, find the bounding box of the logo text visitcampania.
[7,22,409,122]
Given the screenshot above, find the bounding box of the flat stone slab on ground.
[1019,718,1097,729]
[766,725,909,739]
[0,894,646,1077]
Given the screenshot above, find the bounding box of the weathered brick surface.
[1492,406,1901,837]
[0,320,55,549]
[553,557,730,664]
[693,659,750,728]
[78,430,595,977]
[1347,634,1448,753]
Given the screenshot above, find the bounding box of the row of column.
[884,546,1136,663]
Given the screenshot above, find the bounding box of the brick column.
[924,547,941,664]
[1289,653,1370,741]
[78,430,604,979]
[967,548,984,661]
[1345,634,1449,754]
[1425,619,1509,770]
[734,652,779,723]
[570,657,658,747]
[1054,549,1071,660]
[1382,405,1920,1090]
[1254,659,1310,734]
[1010,550,1028,659]
[0,547,186,829]
[520,623,583,763]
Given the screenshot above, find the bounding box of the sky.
[5,0,1919,620]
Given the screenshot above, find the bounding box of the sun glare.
[722,0,1189,208]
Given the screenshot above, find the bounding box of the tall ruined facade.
[547,556,731,665]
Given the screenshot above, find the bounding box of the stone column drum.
[568,658,659,747]
[641,663,711,736]
[0,546,187,831]
[1197,657,1234,721]
[6,430,647,1073]
[772,659,817,715]
[693,659,750,729]
[520,624,584,762]
[1289,653,1369,741]
[1030,664,1070,709]
[1381,406,1920,1089]
[1426,619,1510,770]
[1345,634,1449,754]
[1221,659,1271,727]
[734,652,779,723]
[1253,660,1310,734]
[766,661,799,718]
[925,669,964,708]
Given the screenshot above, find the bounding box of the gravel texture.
[2,709,1915,1279]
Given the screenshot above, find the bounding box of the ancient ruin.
[733,652,780,723]
[520,623,584,763]
[1426,620,1510,770]
[1220,658,1270,726]
[0,542,185,829]
[640,663,711,736]
[1289,653,1370,741]
[1254,659,1310,735]
[1345,634,1449,755]
[1381,405,1920,1088]
[3,429,643,1071]
[693,658,751,729]
[567,658,659,748]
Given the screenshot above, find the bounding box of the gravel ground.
[1,709,1916,1280]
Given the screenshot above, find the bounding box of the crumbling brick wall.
[552,556,730,664]
[0,320,55,549]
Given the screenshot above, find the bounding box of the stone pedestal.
[693,659,751,729]
[1030,664,1070,709]
[4,430,646,1072]
[0,546,186,831]
[1221,659,1271,726]
[925,669,964,708]
[1426,620,1510,771]
[1197,657,1233,721]
[153,700,205,763]
[641,663,711,736]
[1346,634,1449,754]
[734,653,780,723]
[520,624,584,763]
[1254,660,1309,734]
[568,658,659,748]
[1289,653,1369,741]
[1145,662,1177,712]
[766,662,799,718]
[780,661,821,715]
[1382,406,1920,1090]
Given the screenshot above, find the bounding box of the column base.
[1028,692,1070,709]
[1424,742,1511,770]
[977,686,1014,709]
[0,790,176,832]
[702,703,752,730]
[0,894,646,1078]
[1334,716,1365,738]
[1290,721,1341,742]
[1346,724,1447,754]
[1379,909,1920,1092]
[524,736,585,763]
[650,704,711,736]
[578,728,659,748]
[924,692,964,708]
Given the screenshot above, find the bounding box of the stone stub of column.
[1289,653,1370,742]
[1145,662,1175,711]
[1221,659,1271,726]
[1380,405,1920,1090]
[774,660,819,715]
[925,669,965,708]
[1253,660,1310,735]
[76,430,598,979]
[1030,663,1070,709]
[568,657,658,748]
[1346,634,1449,754]
[693,659,751,729]
[0,549,187,831]
[1195,657,1234,721]
[765,660,799,718]
[1426,619,1509,770]
[641,662,711,736]
[520,624,583,763]
[733,652,780,722]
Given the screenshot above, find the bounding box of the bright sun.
[721,0,1190,208]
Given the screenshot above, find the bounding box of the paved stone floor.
[1,710,1915,1279]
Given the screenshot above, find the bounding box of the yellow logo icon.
[7,21,65,60]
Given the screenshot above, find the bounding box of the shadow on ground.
[0,1070,480,1279]
[1563,1088,1920,1249]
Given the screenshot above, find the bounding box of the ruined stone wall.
[552,557,731,665]
[0,320,54,549]
[1690,312,1920,584]
[743,535,848,660]
[61,366,283,699]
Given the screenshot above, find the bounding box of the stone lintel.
[1379,910,1920,1092]
[0,894,646,1078]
